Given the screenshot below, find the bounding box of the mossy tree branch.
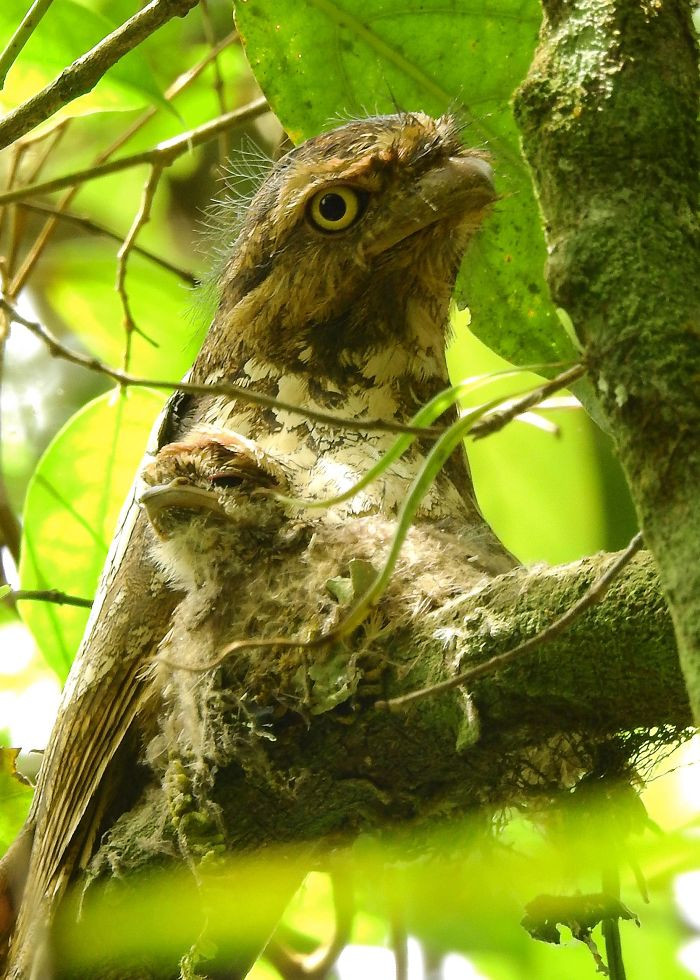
[513,0,700,715]
[93,549,687,869]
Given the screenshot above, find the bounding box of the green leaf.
[235,0,575,364]
[18,388,166,680]
[447,314,606,563]
[0,750,33,857]
[0,0,168,116]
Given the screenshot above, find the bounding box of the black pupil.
[319,193,347,222]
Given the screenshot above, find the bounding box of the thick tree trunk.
[513,0,700,716]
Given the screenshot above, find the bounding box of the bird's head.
[205,112,495,383]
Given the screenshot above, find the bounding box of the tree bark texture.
[514,0,700,716]
[86,549,688,870]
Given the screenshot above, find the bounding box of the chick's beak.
[140,482,226,538]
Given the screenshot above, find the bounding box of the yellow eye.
[307,186,366,232]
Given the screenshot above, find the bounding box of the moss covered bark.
[514,0,700,715]
[87,550,686,870]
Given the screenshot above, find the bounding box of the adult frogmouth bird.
[1,111,516,977]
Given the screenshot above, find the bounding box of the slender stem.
[9,590,92,608]
[602,867,627,980]
[1,297,444,438]
[198,0,228,164]
[0,0,57,90]
[15,202,197,285]
[0,0,200,151]
[7,34,235,296]
[0,98,269,206]
[115,164,164,367]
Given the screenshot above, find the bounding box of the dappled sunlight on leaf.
[18,388,166,678]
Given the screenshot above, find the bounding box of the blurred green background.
[0,1,695,977]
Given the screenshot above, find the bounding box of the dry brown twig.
[0,98,270,209]
[115,163,165,365]
[15,202,197,285]
[8,589,92,608]
[1,297,451,438]
[198,0,229,165]
[6,28,238,298]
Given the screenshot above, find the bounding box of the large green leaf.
[235,0,576,365]
[18,388,166,680]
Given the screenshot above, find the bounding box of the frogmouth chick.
[140,429,289,595]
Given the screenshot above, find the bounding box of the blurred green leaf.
[0,748,33,856]
[49,809,700,976]
[447,311,605,562]
[235,0,575,365]
[0,0,168,117]
[18,388,166,679]
[42,241,206,380]
[55,850,307,973]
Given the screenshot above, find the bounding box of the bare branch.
[7,35,233,296]
[9,589,92,608]
[470,364,585,440]
[0,0,199,151]
[0,98,269,206]
[96,29,238,161]
[198,0,229,164]
[115,164,164,367]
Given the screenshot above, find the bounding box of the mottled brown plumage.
[2,112,514,978]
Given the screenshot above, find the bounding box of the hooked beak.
[365,155,496,257]
[140,482,226,537]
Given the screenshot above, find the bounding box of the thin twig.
[265,868,354,978]
[469,363,586,440]
[602,866,628,980]
[7,37,235,296]
[9,589,92,608]
[24,120,70,184]
[0,0,57,89]
[15,202,198,285]
[4,121,71,286]
[0,0,200,151]
[1,297,445,437]
[389,908,409,980]
[2,146,27,283]
[115,164,164,367]
[198,0,228,164]
[303,868,354,977]
[378,531,644,711]
[0,98,269,206]
[0,144,24,251]
[96,29,238,160]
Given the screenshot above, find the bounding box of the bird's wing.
[3,399,183,978]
